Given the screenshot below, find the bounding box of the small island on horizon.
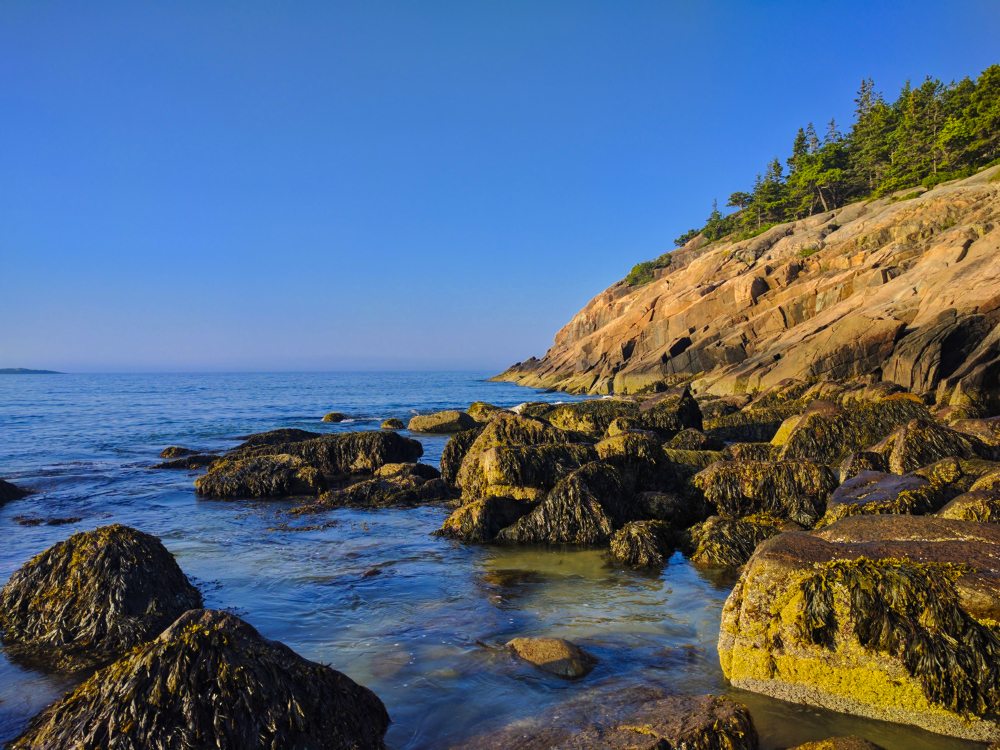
[0,368,63,375]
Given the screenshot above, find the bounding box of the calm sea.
[0,372,978,749]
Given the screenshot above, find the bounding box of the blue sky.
[2,2,997,372]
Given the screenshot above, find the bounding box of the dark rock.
[380,418,404,430]
[12,515,82,527]
[234,428,321,450]
[496,462,627,545]
[0,478,30,503]
[9,609,389,750]
[667,427,724,451]
[435,497,534,542]
[299,471,450,511]
[938,491,1000,523]
[789,739,885,750]
[440,427,483,487]
[408,410,477,433]
[159,446,194,458]
[154,453,220,470]
[375,462,441,480]
[837,451,888,481]
[506,636,595,679]
[609,520,675,567]
[636,385,703,435]
[546,399,639,437]
[459,443,597,502]
[704,404,799,442]
[322,412,348,422]
[687,513,794,568]
[693,460,837,527]
[596,431,676,492]
[0,524,202,672]
[634,490,708,528]
[195,454,324,499]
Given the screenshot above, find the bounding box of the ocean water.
[0,372,983,749]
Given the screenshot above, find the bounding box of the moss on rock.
[0,524,202,672]
[9,609,389,750]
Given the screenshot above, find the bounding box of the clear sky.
[2,2,997,372]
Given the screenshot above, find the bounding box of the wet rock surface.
[505,636,596,679]
[0,478,30,503]
[9,608,389,750]
[0,524,202,672]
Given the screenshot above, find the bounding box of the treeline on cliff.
[626,64,1000,286]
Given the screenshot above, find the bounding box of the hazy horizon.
[3,1,998,371]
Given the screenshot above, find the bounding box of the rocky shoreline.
[2,376,1000,747]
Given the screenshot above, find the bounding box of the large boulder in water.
[296,465,449,511]
[506,636,596,679]
[0,478,30,503]
[9,608,389,750]
[719,515,1000,742]
[407,410,476,433]
[0,525,202,672]
[693,460,837,527]
[195,453,324,498]
[435,497,533,543]
[458,443,597,501]
[496,462,627,544]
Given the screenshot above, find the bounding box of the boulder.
[506,636,595,679]
[610,520,675,567]
[687,513,794,568]
[719,515,1000,742]
[322,412,348,423]
[450,688,757,750]
[721,442,776,461]
[496,462,627,545]
[0,478,30,503]
[604,416,639,437]
[195,454,324,499]
[636,385,703,435]
[776,395,930,464]
[375,462,440,480]
[837,451,888,481]
[818,471,944,527]
[234,428,321,450]
[705,404,800,442]
[937,491,1000,523]
[872,417,989,474]
[467,401,504,423]
[952,416,1000,447]
[159,446,194,458]
[458,443,597,501]
[693,460,837,527]
[667,427,724,451]
[300,471,450,511]
[435,497,534,542]
[380,417,404,430]
[440,427,483,487]
[0,525,202,671]
[407,410,476,433]
[9,609,389,750]
[596,431,675,492]
[545,399,638,437]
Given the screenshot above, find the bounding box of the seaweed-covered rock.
[604,416,638,437]
[687,513,794,568]
[195,454,324,499]
[458,443,597,501]
[837,451,888,481]
[788,739,885,750]
[668,428,724,451]
[467,401,504,423]
[506,636,595,679]
[380,417,404,430]
[435,497,534,542]
[496,462,626,544]
[440,427,483,487]
[952,416,1000,447]
[873,417,989,474]
[451,688,758,750]
[705,404,799,442]
[693,460,837,527]
[662,448,724,476]
[159,446,194,458]
[719,515,1000,741]
[408,410,477,434]
[0,478,30,503]
[721,442,776,461]
[818,471,944,527]
[937,491,1000,523]
[776,395,930,464]
[634,490,707,527]
[636,385,703,435]
[322,411,347,423]
[0,525,202,672]
[234,428,321,450]
[10,609,388,750]
[154,453,220,470]
[299,471,450,511]
[596,431,675,492]
[546,399,638,436]
[610,520,675,567]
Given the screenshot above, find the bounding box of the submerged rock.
[380,417,405,430]
[322,411,348,422]
[496,462,626,545]
[693,460,837,527]
[408,410,476,433]
[719,515,1000,742]
[195,453,324,499]
[506,636,595,679]
[610,520,675,568]
[9,609,389,750]
[0,524,202,672]
[154,452,220,470]
[451,687,757,750]
[159,445,194,458]
[0,478,30,503]
[435,497,534,543]
[687,513,794,568]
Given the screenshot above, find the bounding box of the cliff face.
[496,166,1000,413]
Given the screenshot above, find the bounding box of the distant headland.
[0,368,63,375]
